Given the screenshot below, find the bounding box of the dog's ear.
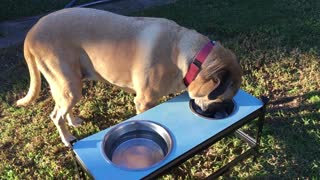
[207,70,229,100]
[188,75,220,98]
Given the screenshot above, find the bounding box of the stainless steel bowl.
[189,99,237,119]
[102,120,173,170]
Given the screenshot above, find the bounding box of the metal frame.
[72,96,268,179]
[71,152,88,179]
[207,102,266,179]
[143,96,268,179]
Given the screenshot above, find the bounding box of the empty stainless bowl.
[189,99,236,119]
[102,120,173,170]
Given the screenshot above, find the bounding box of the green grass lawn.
[1,0,320,179]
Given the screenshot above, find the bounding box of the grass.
[0,0,320,179]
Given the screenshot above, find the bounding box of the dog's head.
[188,42,242,112]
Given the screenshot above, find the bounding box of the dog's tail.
[16,45,41,106]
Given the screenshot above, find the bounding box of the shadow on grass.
[258,91,320,176]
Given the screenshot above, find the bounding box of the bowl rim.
[101,120,174,171]
[189,99,238,120]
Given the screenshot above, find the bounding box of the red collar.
[183,41,215,87]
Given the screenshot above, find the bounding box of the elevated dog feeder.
[72,90,267,179]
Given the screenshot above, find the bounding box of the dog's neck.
[176,30,210,87]
[183,41,215,86]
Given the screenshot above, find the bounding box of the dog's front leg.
[134,93,158,114]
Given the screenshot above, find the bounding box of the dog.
[17,8,242,147]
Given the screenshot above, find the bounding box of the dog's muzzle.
[190,99,234,119]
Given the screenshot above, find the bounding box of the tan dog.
[17,8,242,147]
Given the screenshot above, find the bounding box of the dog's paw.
[62,135,77,147]
[68,117,83,127]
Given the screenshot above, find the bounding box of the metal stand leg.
[72,155,87,179]
[71,140,88,179]
[253,96,268,161]
[207,96,268,179]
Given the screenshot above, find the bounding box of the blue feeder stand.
[72,89,268,179]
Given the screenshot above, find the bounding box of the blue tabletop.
[73,90,263,179]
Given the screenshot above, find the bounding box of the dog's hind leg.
[40,56,83,146]
[50,104,77,147]
[49,79,82,146]
[52,76,83,146]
